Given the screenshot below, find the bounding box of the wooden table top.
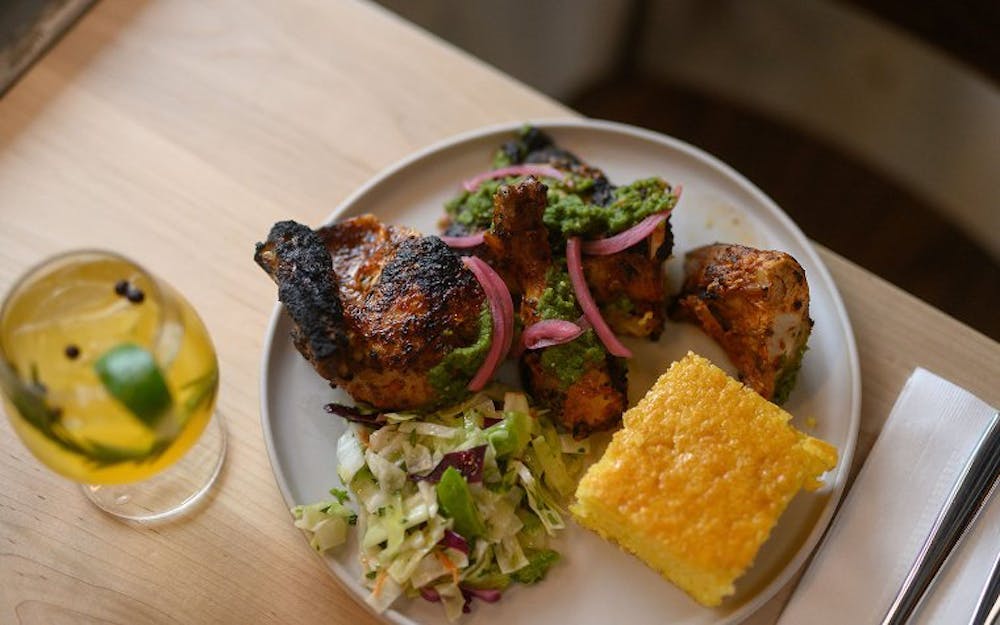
[1,1,997,623]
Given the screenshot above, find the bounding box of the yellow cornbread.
[571,352,837,607]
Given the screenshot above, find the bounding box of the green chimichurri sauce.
[772,341,810,405]
[427,305,492,405]
[544,176,676,237]
[444,167,677,241]
[536,267,605,388]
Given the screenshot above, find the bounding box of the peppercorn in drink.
[0,251,226,521]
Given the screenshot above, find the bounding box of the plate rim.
[258,117,862,624]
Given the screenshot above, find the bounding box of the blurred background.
[2,0,997,340]
[374,0,1000,340]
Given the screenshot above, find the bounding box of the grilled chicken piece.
[484,178,627,436]
[255,216,487,410]
[445,126,673,339]
[582,230,671,339]
[501,126,675,328]
[671,243,812,404]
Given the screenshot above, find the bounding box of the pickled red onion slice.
[565,237,632,358]
[580,212,669,255]
[521,319,585,350]
[440,232,485,248]
[461,256,514,390]
[580,183,682,255]
[462,165,564,192]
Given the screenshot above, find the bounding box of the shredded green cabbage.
[292,497,357,552]
[291,392,579,621]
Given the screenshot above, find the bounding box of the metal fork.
[971,550,1000,625]
[880,411,1000,625]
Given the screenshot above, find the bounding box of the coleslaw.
[293,391,586,620]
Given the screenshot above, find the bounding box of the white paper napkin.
[777,368,999,625]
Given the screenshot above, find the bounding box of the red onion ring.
[462,165,564,192]
[521,319,585,350]
[565,237,632,358]
[440,232,485,248]
[580,212,670,255]
[580,183,682,255]
[461,256,514,390]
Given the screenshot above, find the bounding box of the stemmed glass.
[0,251,226,521]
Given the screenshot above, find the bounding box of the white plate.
[259,119,861,625]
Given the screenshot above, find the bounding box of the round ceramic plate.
[259,119,861,625]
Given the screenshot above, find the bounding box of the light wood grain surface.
[1,1,997,624]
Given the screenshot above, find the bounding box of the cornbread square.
[571,352,837,607]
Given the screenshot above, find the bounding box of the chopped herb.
[329,487,350,504]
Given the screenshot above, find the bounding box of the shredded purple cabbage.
[463,587,502,603]
[323,403,385,427]
[420,580,503,612]
[419,586,441,603]
[438,529,470,555]
[412,445,486,483]
[461,586,502,612]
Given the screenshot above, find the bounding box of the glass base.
[82,411,227,521]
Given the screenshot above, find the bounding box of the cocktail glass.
[0,251,226,521]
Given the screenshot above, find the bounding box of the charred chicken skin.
[484,177,627,436]
[443,126,674,339]
[670,243,812,404]
[255,216,488,410]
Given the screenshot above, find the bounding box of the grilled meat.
[255,215,488,410]
[484,181,551,314]
[484,178,627,436]
[582,230,671,339]
[670,243,812,404]
[443,126,673,339]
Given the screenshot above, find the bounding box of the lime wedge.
[94,343,172,427]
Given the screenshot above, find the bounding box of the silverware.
[971,550,1000,625]
[880,411,1000,625]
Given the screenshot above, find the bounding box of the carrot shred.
[436,549,460,585]
[372,568,389,597]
